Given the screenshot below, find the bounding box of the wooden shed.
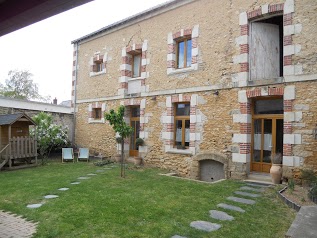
[0,113,37,170]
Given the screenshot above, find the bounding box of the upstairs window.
[174,103,190,148]
[177,38,192,69]
[94,60,104,72]
[93,108,102,120]
[132,52,141,78]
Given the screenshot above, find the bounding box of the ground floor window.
[174,103,190,148]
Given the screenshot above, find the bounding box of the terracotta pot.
[270,164,282,184]
[134,157,142,166]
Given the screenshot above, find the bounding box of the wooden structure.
[0,113,37,170]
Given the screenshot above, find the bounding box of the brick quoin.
[284,122,292,134]
[246,88,261,98]
[173,31,181,39]
[171,95,179,103]
[183,95,191,102]
[139,123,144,131]
[240,44,249,54]
[240,103,251,114]
[284,35,292,46]
[283,144,292,156]
[166,123,173,132]
[240,123,251,134]
[284,13,293,26]
[122,56,129,64]
[126,46,132,52]
[142,51,147,59]
[190,106,196,115]
[189,141,195,147]
[120,82,128,89]
[284,100,293,112]
[141,79,145,86]
[190,123,196,132]
[165,140,174,145]
[167,60,176,68]
[268,87,284,96]
[240,143,251,154]
[192,38,198,48]
[240,24,249,36]
[140,109,145,115]
[247,8,262,20]
[166,107,173,116]
[191,56,198,64]
[184,28,192,36]
[284,55,292,66]
[141,65,146,72]
[269,3,284,13]
[168,44,175,54]
[240,62,249,72]
[135,43,142,50]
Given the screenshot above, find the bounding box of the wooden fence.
[9,136,37,159]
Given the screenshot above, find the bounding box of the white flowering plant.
[30,112,69,164]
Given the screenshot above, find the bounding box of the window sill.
[128,76,145,82]
[166,148,193,155]
[90,70,106,77]
[167,64,198,75]
[88,118,105,124]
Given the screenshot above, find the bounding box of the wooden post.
[8,125,11,168]
[34,127,37,165]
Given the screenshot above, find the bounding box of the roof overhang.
[0,0,93,37]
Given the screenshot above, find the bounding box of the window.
[93,108,102,119]
[174,103,190,148]
[132,53,141,78]
[177,38,192,69]
[95,61,104,72]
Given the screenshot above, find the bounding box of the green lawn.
[0,162,295,238]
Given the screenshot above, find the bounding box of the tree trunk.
[121,139,125,178]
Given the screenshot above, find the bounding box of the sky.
[0,0,168,104]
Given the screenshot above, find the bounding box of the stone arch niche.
[190,153,229,182]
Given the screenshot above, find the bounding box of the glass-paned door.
[129,107,140,157]
[252,117,283,173]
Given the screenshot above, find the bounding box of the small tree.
[105,106,133,177]
[30,112,69,164]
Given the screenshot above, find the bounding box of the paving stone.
[96,170,105,172]
[190,221,221,232]
[78,176,91,180]
[70,182,80,185]
[87,173,97,176]
[227,196,256,205]
[246,183,270,188]
[209,210,234,221]
[240,186,264,193]
[44,195,59,199]
[105,167,113,169]
[234,191,261,198]
[58,188,69,191]
[27,204,43,209]
[171,235,187,238]
[217,203,245,213]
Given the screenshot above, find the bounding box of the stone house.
[71,0,317,181]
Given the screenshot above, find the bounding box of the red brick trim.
[246,88,261,98]
[240,24,249,36]
[240,63,249,72]
[240,143,251,154]
[284,13,293,26]
[284,100,293,112]
[268,87,284,95]
[269,3,284,13]
[284,122,292,134]
[283,35,292,46]
[247,8,262,20]
[283,144,292,156]
[284,55,292,66]
[240,44,249,54]
[240,103,251,114]
[240,123,251,134]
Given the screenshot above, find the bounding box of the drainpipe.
[72,42,79,147]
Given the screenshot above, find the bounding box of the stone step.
[234,191,261,198]
[190,221,222,232]
[217,203,245,213]
[209,210,234,221]
[240,186,264,193]
[171,235,187,238]
[227,196,256,205]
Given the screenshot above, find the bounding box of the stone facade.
[72,0,317,179]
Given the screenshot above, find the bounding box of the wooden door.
[250,22,280,80]
[129,107,140,157]
[251,116,283,173]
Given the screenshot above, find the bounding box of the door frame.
[129,106,140,157]
[251,97,283,173]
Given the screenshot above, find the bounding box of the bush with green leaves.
[30,112,69,163]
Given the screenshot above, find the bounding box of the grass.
[0,161,295,238]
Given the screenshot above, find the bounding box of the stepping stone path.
[227,196,256,205]
[27,203,43,209]
[171,235,187,238]
[246,183,269,188]
[44,195,59,199]
[217,203,245,213]
[78,176,90,180]
[58,188,69,191]
[209,210,234,221]
[240,186,264,193]
[190,221,221,232]
[87,173,97,176]
[234,191,261,198]
[96,170,104,173]
[70,182,80,185]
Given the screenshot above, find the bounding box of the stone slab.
[190,221,221,232]
[217,203,245,213]
[227,196,256,205]
[78,176,91,180]
[171,235,187,238]
[27,204,43,209]
[87,173,97,176]
[58,188,69,191]
[246,183,270,188]
[285,206,317,238]
[209,210,234,221]
[44,195,59,199]
[96,170,105,172]
[240,186,264,193]
[71,182,80,185]
[234,191,261,198]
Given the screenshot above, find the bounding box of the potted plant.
[270,153,282,184]
[134,138,144,166]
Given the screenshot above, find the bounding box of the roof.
[71,0,190,44]
[0,113,36,126]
